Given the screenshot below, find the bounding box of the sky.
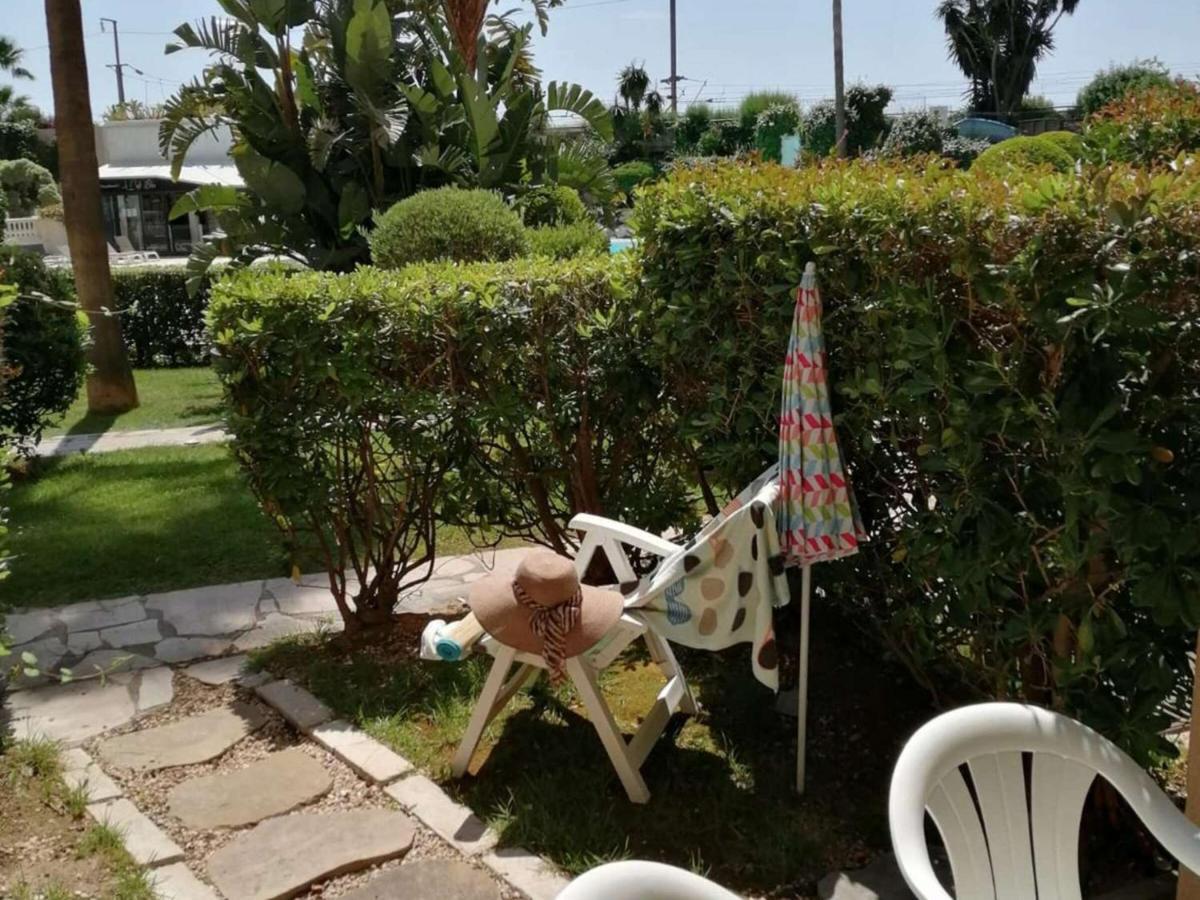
[5,0,1200,120]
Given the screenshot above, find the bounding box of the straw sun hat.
[467,550,624,681]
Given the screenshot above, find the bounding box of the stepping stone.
[168,747,332,829]
[207,810,417,900]
[97,702,267,771]
[7,676,139,744]
[184,654,252,685]
[341,860,500,900]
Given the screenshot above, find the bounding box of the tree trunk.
[45,0,138,414]
[832,0,846,157]
[1178,630,1200,898]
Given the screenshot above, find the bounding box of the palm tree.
[0,36,33,80]
[617,62,650,111]
[936,0,1081,119]
[832,0,846,157]
[43,0,138,413]
[0,85,39,123]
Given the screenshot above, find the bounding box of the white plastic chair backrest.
[556,860,741,900]
[889,703,1200,900]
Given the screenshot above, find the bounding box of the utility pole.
[832,0,847,157]
[668,0,678,114]
[100,17,125,105]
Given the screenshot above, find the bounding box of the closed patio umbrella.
[778,262,867,792]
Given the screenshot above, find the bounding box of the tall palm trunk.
[832,0,846,157]
[44,0,138,413]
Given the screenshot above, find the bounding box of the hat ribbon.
[512,579,582,683]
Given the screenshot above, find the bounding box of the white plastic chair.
[556,860,740,900]
[889,702,1200,899]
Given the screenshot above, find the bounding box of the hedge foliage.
[0,247,87,452]
[517,185,588,227]
[111,269,212,367]
[527,221,609,259]
[369,187,529,268]
[209,256,692,630]
[1078,61,1173,118]
[633,158,1200,763]
[1083,80,1200,166]
[612,160,656,197]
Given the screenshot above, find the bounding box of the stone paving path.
[34,424,230,457]
[4,547,533,699]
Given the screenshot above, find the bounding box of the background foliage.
[633,158,1200,763]
[1082,80,1200,167]
[1078,60,1174,118]
[112,269,212,368]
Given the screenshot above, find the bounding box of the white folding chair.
[450,526,698,804]
[557,860,740,899]
[889,702,1200,899]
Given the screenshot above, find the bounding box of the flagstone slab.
[97,702,267,771]
[67,630,104,655]
[154,637,234,664]
[88,798,185,867]
[340,860,500,900]
[168,747,332,829]
[255,679,334,732]
[310,719,412,784]
[61,748,123,803]
[135,667,175,712]
[73,648,159,677]
[4,608,58,645]
[262,579,339,617]
[100,618,163,648]
[147,582,262,636]
[206,810,417,900]
[233,612,318,651]
[61,597,147,634]
[183,654,252,685]
[149,863,221,900]
[7,676,140,744]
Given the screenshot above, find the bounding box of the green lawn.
[252,609,932,894]
[2,445,287,608]
[45,368,224,436]
[2,443,516,609]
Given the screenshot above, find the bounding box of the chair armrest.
[568,513,681,559]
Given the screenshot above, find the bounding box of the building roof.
[98,163,244,188]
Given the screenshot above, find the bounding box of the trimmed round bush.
[369,188,529,269]
[517,185,588,227]
[972,135,1076,176]
[612,160,656,196]
[527,222,609,259]
[0,159,59,218]
[0,246,87,453]
[1037,131,1085,160]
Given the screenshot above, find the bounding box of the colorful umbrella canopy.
[777,263,866,567]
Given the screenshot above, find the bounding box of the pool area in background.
[609,237,635,254]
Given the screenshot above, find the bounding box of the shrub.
[675,103,712,153]
[527,222,609,259]
[754,104,802,163]
[881,111,946,157]
[209,256,692,631]
[633,157,1200,764]
[111,269,212,367]
[1083,80,1200,166]
[738,92,798,133]
[612,160,656,197]
[800,84,894,158]
[0,159,59,218]
[0,247,87,453]
[942,135,991,167]
[0,123,40,164]
[517,185,588,227]
[972,135,1076,176]
[369,188,529,269]
[1078,61,1173,118]
[1037,130,1085,159]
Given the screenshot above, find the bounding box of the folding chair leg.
[452,645,521,778]
[641,628,698,716]
[566,656,651,804]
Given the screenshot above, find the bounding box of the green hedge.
[1083,80,1200,166]
[112,269,212,367]
[0,247,87,452]
[209,256,691,630]
[527,222,609,259]
[633,158,1200,763]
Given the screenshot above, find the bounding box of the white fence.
[4,216,41,246]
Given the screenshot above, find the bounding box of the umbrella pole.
[796,562,812,794]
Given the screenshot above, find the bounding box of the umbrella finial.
[804,261,817,275]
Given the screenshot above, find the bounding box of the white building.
[96,119,241,256]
